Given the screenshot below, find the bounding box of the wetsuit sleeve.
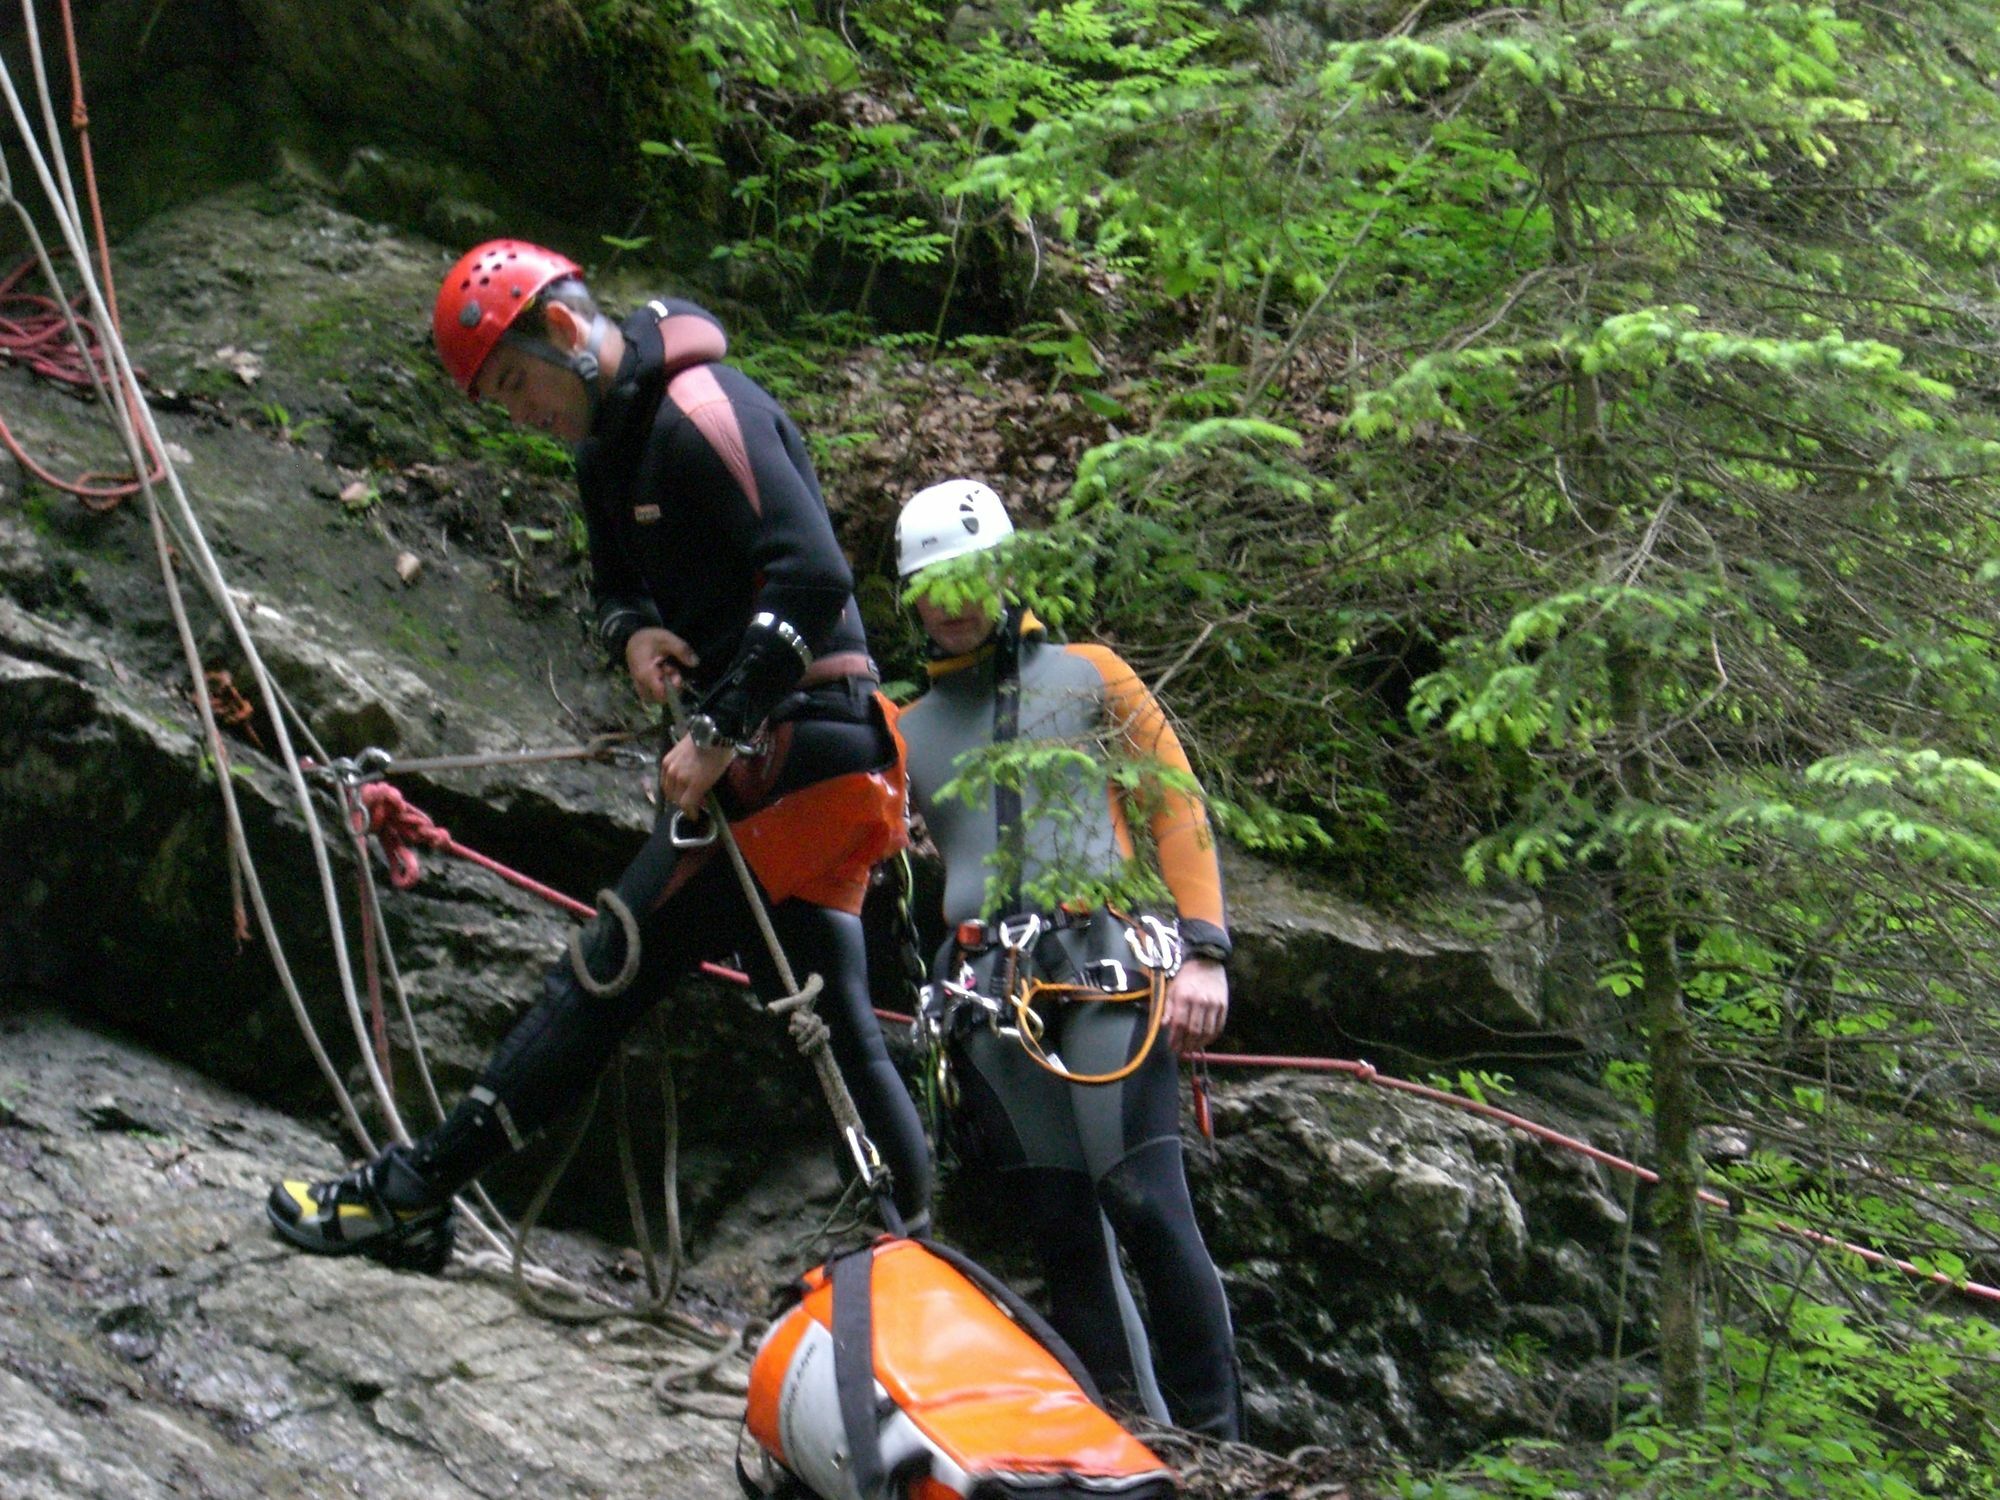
[579,451,662,665]
[662,372,855,738]
[1068,644,1231,960]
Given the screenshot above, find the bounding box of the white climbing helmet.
[895,478,1014,578]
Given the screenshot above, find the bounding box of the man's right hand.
[625,628,698,705]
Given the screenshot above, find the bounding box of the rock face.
[1192,1075,1644,1460]
[1222,849,1554,1056]
[0,184,1644,1474]
[0,0,672,242]
[0,1010,746,1500]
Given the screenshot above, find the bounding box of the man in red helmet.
[266,242,932,1267]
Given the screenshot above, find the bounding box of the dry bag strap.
[831,1246,890,1500]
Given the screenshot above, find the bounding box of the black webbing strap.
[830,1245,890,1500]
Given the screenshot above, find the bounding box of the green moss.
[19,487,62,541]
[136,811,209,929]
[384,611,452,670]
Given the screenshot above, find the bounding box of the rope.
[0,0,163,508]
[884,983,2000,1311]
[309,736,642,782]
[570,888,641,997]
[349,778,752,986]
[1175,1049,2000,1308]
[1007,969,1165,1086]
[0,5,732,1363]
[660,681,900,1232]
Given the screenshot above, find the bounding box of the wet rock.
[0,1010,745,1499]
[1222,849,1552,1054]
[1191,1074,1643,1459]
[334,146,499,249]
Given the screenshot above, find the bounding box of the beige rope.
[661,683,892,1213]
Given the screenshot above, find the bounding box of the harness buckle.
[997,914,1042,953]
[1085,958,1130,992]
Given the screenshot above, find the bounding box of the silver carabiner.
[669,808,718,848]
[1125,915,1184,976]
[352,747,395,780]
[842,1124,887,1188]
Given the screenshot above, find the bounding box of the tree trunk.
[1611,643,1706,1428]
[1635,871,1704,1426]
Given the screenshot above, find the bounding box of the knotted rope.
[662,682,901,1232]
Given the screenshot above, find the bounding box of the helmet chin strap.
[500,312,615,429]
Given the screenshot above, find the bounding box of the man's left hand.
[1164,956,1229,1056]
[660,735,737,818]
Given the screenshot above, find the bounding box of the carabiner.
[1126,915,1184,976]
[669,807,719,848]
[842,1124,888,1188]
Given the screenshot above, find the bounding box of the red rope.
[346,780,2000,1308]
[352,782,751,987]
[1180,1049,2000,1307]
[345,795,394,1092]
[0,257,163,508]
[0,0,164,511]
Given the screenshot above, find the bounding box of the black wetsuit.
[383,300,931,1226]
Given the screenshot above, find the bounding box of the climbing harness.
[918,907,1177,1090]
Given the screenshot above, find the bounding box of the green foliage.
[473,423,576,479]
[644,0,2000,1484]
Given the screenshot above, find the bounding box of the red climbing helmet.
[432,240,584,393]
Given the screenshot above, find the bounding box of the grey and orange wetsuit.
[374,299,932,1225]
[900,608,1242,1439]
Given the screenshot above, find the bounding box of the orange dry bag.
[742,1237,1176,1500]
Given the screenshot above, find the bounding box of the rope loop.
[764,970,825,1016]
[570,888,642,998]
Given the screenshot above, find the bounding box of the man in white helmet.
[892,478,1243,1440]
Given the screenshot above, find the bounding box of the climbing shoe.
[266,1152,456,1273]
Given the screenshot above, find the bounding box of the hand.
[659,734,737,818]
[625,628,699,705]
[1163,957,1228,1056]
